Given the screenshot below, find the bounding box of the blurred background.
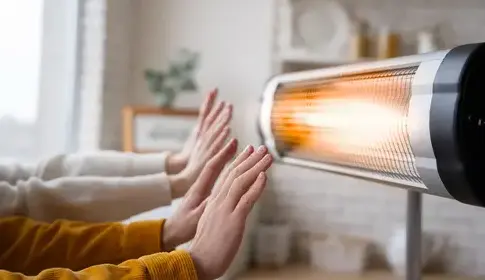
[2,0,485,279]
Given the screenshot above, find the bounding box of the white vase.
[385,226,441,276]
[417,31,438,54]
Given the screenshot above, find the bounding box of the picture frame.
[122,106,198,153]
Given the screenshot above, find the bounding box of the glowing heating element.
[259,43,485,207]
[272,68,420,184]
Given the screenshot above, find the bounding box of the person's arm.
[0,172,188,222]
[0,216,185,275]
[0,251,197,280]
[0,151,172,183]
[0,149,193,185]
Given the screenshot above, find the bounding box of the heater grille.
[271,66,422,183]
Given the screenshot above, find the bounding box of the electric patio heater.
[258,43,485,280]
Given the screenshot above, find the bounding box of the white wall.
[130,0,275,147]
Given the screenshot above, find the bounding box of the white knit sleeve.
[0,173,173,222]
[32,151,170,180]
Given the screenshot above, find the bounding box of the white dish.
[294,0,351,54]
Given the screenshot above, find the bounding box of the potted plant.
[144,49,199,108]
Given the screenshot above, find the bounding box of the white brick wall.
[262,0,485,276]
[77,0,106,151]
[78,0,133,152]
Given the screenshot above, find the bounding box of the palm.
[167,193,205,247]
[180,94,232,187]
[164,138,239,250]
[177,89,218,167]
[179,129,197,161]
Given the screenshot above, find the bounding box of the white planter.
[385,226,443,276]
[254,222,291,267]
[310,234,371,274]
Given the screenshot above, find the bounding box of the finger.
[200,89,218,119]
[214,145,268,201]
[210,145,254,199]
[202,105,233,149]
[201,101,225,133]
[190,138,238,199]
[193,198,210,233]
[226,154,273,209]
[195,198,209,217]
[207,103,232,134]
[221,145,254,182]
[206,126,231,159]
[195,89,218,137]
[234,172,267,216]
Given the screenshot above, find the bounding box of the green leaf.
[145,70,166,93]
[181,79,197,91]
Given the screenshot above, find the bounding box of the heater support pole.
[406,190,422,280]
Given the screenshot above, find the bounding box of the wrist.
[168,172,190,199]
[161,219,178,251]
[189,249,209,280]
[166,153,187,174]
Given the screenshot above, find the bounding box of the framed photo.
[123,106,198,153]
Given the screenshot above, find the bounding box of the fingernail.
[245,145,253,152]
[257,145,267,154]
[263,154,272,162]
[258,172,266,180]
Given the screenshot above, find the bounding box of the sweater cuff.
[140,250,198,280]
[130,173,173,208]
[122,220,164,260]
[130,152,170,175]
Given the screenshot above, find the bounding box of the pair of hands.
[166,89,233,199]
[165,89,231,178]
[171,140,273,280]
[162,89,233,250]
[162,89,274,279]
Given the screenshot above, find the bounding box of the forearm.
[1,174,173,223]
[33,151,170,180]
[0,216,165,275]
[0,251,197,280]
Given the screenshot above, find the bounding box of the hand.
[167,97,233,199]
[162,138,239,250]
[189,145,273,280]
[178,101,232,191]
[166,89,220,174]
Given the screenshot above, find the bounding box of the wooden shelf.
[237,264,481,280]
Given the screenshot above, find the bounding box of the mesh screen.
[271,67,422,183]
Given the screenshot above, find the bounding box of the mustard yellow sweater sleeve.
[0,251,198,280]
[0,216,167,275]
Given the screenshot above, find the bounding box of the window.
[0,0,82,163]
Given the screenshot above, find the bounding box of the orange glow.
[271,67,422,182]
[293,99,403,152]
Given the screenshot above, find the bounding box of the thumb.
[195,198,209,217]
[191,138,237,197]
[193,198,209,233]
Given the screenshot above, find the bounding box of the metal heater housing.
[259,43,485,208]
